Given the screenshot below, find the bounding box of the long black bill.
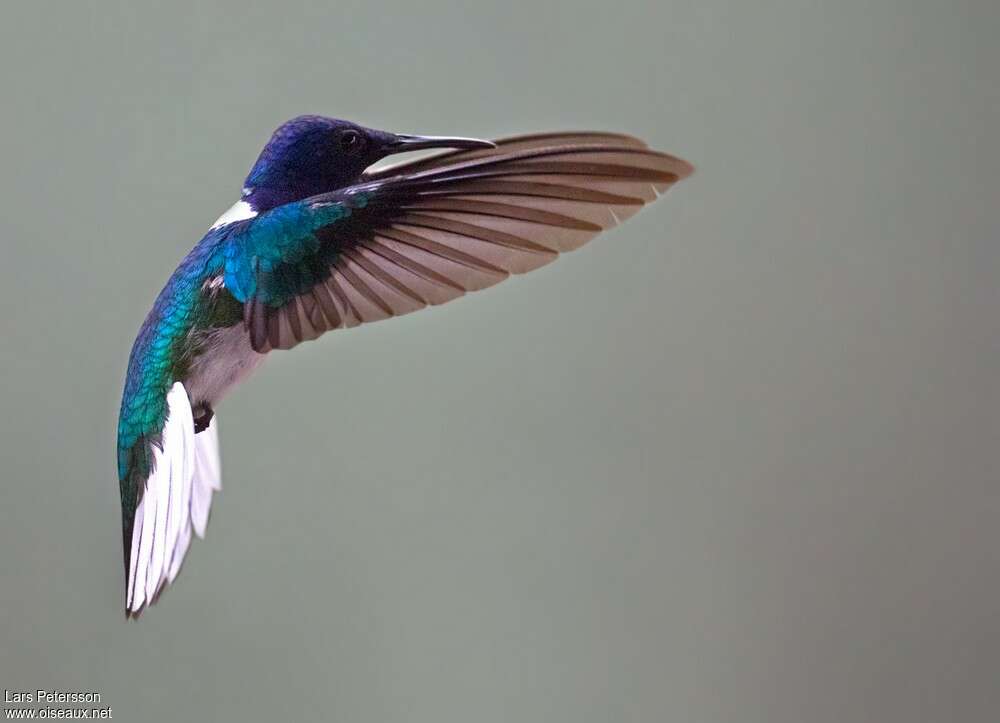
[388,133,496,154]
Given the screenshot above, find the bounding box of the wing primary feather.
[285,297,304,342]
[362,238,468,292]
[412,180,645,205]
[267,307,282,349]
[401,198,601,231]
[312,285,343,328]
[396,213,558,256]
[326,277,363,326]
[510,161,678,181]
[401,147,687,183]
[380,226,510,275]
[367,133,653,178]
[336,262,396,316]
[342,247,428,305]
[298,293,324,333]
[245,299,272,353]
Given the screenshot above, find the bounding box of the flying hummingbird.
[117,115,693,617]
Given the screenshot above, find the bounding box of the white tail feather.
[192,416,221,538]
[127,382,221,614]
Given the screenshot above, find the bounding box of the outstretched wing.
[225,132,694,352]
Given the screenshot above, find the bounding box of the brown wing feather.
[367,131,650,178]
[248,134,693,352]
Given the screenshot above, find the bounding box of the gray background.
[0,1,997,722]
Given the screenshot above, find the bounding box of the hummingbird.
[117,115,693,617]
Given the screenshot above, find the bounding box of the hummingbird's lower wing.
[229,132,694,352]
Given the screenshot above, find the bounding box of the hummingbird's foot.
[193,406,214,434]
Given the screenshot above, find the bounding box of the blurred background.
[0,1,997,722]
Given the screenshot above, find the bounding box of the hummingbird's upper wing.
[225,132,693,352]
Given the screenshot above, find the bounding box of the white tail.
[127,382,221,616]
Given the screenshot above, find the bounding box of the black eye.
[340,130,365,154]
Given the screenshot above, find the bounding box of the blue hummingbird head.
[242,115,495,211]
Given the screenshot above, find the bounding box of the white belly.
[184,323,266,407]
